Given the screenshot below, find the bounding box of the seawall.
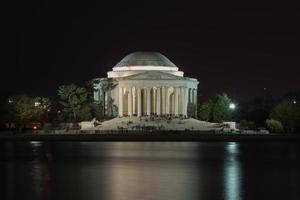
[1,132,300,142]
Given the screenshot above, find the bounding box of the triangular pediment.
[122,71,185,80]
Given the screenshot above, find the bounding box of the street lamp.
[8,97,13,104]
[229,103,236,110]
[293,100,297,104]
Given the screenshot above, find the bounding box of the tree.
[85,78,119,119]
[58,84,88,122]
[211,93,232,122]
[265,119,283,133]
[77,103,93,121]
[239,95,277,127]
[270,100,300,133]
[34,97,51,122]
[197,94,234,123]
[85,79,100,101]
[12,96,47,132]
[198,100,214,121]
[14,96,35,131]
[94,78,117,118]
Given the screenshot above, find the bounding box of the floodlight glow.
[229,103,236,110]
[8,98,13,104]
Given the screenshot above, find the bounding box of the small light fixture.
[8,97,13,104]
[229,103,236,110]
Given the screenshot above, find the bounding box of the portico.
[116,68,198,117]
[118,82,197,117]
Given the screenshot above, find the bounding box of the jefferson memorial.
[94,52,199,117]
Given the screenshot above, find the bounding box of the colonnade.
[118,86,197,117]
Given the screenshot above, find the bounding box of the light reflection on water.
[224,142,242,200]
[1,141,300,200]
[105,143,200,200]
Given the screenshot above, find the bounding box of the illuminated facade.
[94,52,198,117]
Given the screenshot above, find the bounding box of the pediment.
[123,71,185,80]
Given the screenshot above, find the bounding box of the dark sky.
[3,1,300,102]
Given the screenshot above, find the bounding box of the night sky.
[3,1,300,102]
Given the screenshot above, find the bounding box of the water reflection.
[224,142,242,200]
[104,142,201,200]
[27,142,51,199]
[30,141,42,148]
[1,142,300,200]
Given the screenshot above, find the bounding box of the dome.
[108,51,183,78]
[114,51,177,68]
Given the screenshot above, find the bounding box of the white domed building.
[94,52,199,117]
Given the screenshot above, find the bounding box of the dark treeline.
[0,79,104,132]
[198,91,300,133]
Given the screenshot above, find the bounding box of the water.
[1,141,300,200]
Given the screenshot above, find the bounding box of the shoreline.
[1,132,300,142]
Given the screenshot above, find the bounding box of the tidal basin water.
[1,142,300,200]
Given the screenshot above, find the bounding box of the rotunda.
[94,52,198,117]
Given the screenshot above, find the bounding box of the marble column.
[137,87,141,117]
[93,88,100,102]
[194,89,197,105]
[146,87,151,115]
[184,87,188,116]
[153,88,156,114]
[118,87,123,116]
[189,88,192,104]
[132,87,136,115]
[181,87,185,114]
[193,89,197,117]
[128,87,132,116]
[105,91,108,114]
[175,87,179,116]
[165,87,170,114]
[143,88,147,114]
[156,87,161,115]
[162,86,166,114]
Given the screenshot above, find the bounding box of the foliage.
[11,96,50,131]
[92,102,104,119]
[57,81,117,122]
[34,97,51,122]
[269,100,300,133]
[58,84,88,122]
[85,79,100,101]
[239,95,277,126]
[265,119,284,133]
[211,94,232,122]
[95,78,118,118]
[197,93,234,123]
[14,96,37,125]
[77,103,93,121]
[198,100,214,121]
[0,93,51,130]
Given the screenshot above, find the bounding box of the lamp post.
[229,103,236,110]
